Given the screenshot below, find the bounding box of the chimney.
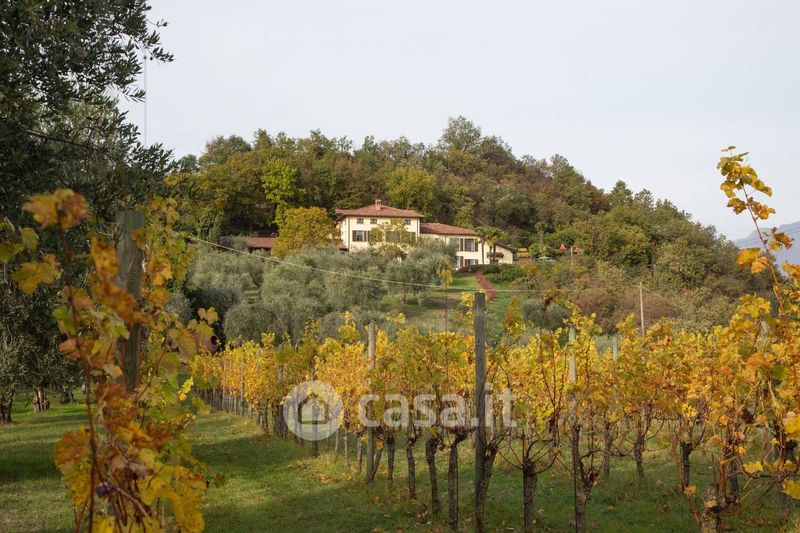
[375,199,382,211]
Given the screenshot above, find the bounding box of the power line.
[641,286,686,311]
[188,235,616,295]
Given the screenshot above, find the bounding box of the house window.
[356,218,364,224]
[370,218,378,225]
[352,230,369,242]
[404,219,411,226]
[467,259,479,267]
[463,238,477,252]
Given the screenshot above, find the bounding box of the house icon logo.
[283,380,343,441]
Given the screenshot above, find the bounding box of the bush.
[520,298,570,330]
[484,264,525,284]
[223,302,280,345]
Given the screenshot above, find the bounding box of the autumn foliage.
[2,147,800,532]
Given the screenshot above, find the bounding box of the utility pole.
[365,322,376,482]
[568,326,578,533]
[473,292,487,518]
[114,210,144,392]
[638,282,646,336]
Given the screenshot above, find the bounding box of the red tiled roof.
[335,201,422,219]
[419,222,476,236]
[245,237,277,249]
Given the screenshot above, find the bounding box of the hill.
[167,117,773,331]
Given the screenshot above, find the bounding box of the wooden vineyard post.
[366,322,377,482]
[473,292,487,531]
[114,210,145,392]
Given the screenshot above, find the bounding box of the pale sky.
[122,0,800,239]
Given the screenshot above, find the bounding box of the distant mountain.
[735,221,800,273]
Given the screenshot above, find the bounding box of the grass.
[0,401,84,532]
[379,272,517,331]
[380,273,482,329]
[2,401,797,532]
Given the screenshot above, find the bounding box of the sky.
[121,0,800,240]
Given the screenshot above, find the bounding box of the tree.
[1,1,179,419]
[0,0,172,220]
[368,220,417,258]
[438,116,482,153]
[385,241,454,303]
[198,135,251,169]
[185,248,264,329]
[477,226,504,264]
[385,166,436,215]
[262,159,302,224]
[271,207,338,259]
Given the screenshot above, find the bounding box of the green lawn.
[1,401,797,532]
[380,273,482,330]
[379,272,518,332]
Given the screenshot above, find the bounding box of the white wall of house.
[339,216,515,265]
[338,215,420,251]
[482,243,515,265]
[423,234,483,268]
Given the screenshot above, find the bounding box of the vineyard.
[1,149,800,532]
[1,4,799,530]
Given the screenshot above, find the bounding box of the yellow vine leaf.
[726,198,747,214]
[784,412,800,439]
[773,231,793,249]
[737,248,761,270]
[11,254,60,294]
[20,227,38,250]
[750,256,770,274]
[784,480,800,501]
[22,189,88,229]
[684,485,697,496]
[0,241,24,262]
[743,461,763,474]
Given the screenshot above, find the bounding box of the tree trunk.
[367,443,383,482]
[334,429,340,458]
[426,435,441,514]
[386,433,395,489]
[701,484,721,532]
[680,441,692,489]
[311,396,319,458]
[633,436,645,484]
[406,435,417,499]
[448,432,467,531]
[723,441,739,506]
[602,422,614,479]
[32,387,49,412]
[475,444,499,533]
[356,436,363,475]
[344,430,351,470]
[523,460,538,533]
[59,389,74,404]
[778,439,796,525]
[0,390,12,423]
[575,486,590,533]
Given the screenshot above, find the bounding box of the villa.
[334,200,515,267]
